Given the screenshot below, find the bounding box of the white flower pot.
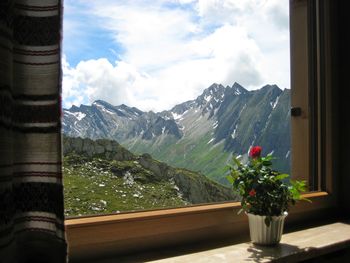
[247,212,288,245]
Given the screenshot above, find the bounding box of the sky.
[62,0,290,111]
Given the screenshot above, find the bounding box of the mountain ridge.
[63,82,291,184]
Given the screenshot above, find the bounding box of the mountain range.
[63,82,291,185]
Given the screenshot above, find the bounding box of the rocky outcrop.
[63,136,238,204]
[137,153,237,203]
[63,136,134,161]
[173,170,236,203]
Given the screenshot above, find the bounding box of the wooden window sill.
[66,192,337,261]
[118,220,350,263]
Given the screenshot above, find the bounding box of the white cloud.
[63,56,137,109]
[62,24,265,111]
[62,0,290,111]
[62,55,86,108]
[196,0,262,25]
[264,0,289,30]
[87,1,199,71]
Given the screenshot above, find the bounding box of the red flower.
[249,146,262,159]
[249,189,256,197]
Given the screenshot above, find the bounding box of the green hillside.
[63,136,239,217]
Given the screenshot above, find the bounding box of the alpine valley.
[63,82,291,186]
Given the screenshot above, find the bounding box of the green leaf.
[262,160,272,166]
[232,157,242,167]
[274,173,289,181]
[226,175,234,184]
[226,164,234,170]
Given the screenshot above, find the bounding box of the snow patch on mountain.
[231,125,237,139]
[204,95,212,102]
[65,110,86,121]
[93,102,116,115]
[270,96,280,109]
[172,110,188,120]
[207,138,214,144]
[285,150,290,158]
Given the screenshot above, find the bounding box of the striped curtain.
[0,0,67,262]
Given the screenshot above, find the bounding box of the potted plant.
[227,146,309,245]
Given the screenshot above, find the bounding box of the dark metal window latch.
[291,107,302,117]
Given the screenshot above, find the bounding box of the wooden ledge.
[67,192,334,261]
[137,221,350,263]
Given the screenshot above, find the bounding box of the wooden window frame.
[65,0,339,260]
[66,192,334,260]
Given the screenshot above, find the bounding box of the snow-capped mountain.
[63,82,290,185]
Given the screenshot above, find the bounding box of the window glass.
[62,0,291,217]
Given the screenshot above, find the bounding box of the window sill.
[66,192,335,261]
[118,220,350,262]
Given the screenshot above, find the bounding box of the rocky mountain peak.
[198,83,225,101]
[206,83,225,93]
[231,82,248,95]
[115,104,143,118]
[92,99,114,109]
[223,82,248,98]
[69,105,80,112]
[193,83,226,115]
[259,84,281,93]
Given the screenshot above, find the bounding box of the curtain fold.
[0,0,67,262]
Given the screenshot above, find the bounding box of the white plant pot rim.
[246,211,288,219]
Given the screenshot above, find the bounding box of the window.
[63,0,294,217]
[65,0,338,260]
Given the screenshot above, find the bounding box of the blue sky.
[63,1,123,67]
[62,0,290,111]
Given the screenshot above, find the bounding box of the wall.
[338,0,350,216]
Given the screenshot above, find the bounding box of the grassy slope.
[125,132,232,185]
[63,154,187,217]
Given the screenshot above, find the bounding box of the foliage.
[226,146,309,226]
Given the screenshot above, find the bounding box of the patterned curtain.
[0,0,67,262]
